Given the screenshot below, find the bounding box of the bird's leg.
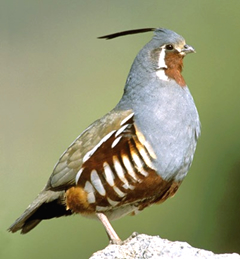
[96,212,122,244]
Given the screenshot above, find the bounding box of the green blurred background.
[0,0,239,258]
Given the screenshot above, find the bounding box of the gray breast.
[125,80,200,182]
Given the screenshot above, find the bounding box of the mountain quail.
[8,28,201,243]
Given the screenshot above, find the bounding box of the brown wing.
[64,111,181,216]
[46,110,136,190]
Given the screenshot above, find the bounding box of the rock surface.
[90,233,240,259]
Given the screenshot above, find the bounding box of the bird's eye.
[166,44,174,50]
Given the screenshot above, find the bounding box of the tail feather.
[8,190,72,234]
[21,219,42,234]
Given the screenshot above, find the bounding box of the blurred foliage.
[0,0,239,258]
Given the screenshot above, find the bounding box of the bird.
[8,28,201,243]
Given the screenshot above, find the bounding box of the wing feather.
[46,110,134,190]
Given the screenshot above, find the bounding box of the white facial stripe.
[156,70,169,81]
[120,113,134,126]
[103,162,115,186]
[157,48,167,69]
[75,168,84,184]
[91,170,106,196]
[156,47,169,81]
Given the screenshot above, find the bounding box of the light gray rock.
[90,233,240,259]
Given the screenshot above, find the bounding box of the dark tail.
[8,190,72,234]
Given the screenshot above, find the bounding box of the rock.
[90,233,240,259]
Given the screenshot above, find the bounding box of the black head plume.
[98,28,156,40]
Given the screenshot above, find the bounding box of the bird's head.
[98,27,195,88]
[148,28,195,87]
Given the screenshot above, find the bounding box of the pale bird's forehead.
[173,41,186,52]
[152,32,186,50]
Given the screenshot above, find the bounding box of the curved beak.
[181,44,196,55]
